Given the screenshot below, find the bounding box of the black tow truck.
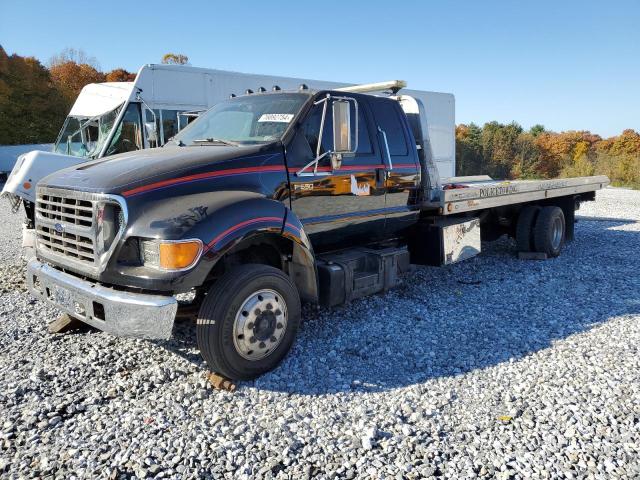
[27,81,609,379]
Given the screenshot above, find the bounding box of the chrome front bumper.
[27,259,177,340]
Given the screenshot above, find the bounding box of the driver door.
[287,95,387,251]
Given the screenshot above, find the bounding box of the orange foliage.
[49,61,105,109]
[105,68,136,82]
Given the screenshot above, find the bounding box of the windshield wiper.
[191,138,238,146]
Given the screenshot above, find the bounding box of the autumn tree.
[49,47,100,70]
[105,68,136,82]
[0,46,67,144]
[47,48,105,112]
[161,53,189,65]
[593,129,640,187]
[49,64,105,112]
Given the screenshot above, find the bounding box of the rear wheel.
[196,264,301,380]
[515,205,541,252]
[533,206,565,257]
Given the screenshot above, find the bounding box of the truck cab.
[25,83,608,380]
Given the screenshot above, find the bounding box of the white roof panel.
[69,82,135,117]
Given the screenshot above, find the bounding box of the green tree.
[512,133,542,179]
[529,124,545,137]
[481,121,523,178]
[456,123,483,175]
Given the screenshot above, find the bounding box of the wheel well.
[207,233,293,282]
[203,232,318,303]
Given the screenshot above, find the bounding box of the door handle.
[375,167,387,187]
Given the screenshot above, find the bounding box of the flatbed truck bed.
[431,175,610,215]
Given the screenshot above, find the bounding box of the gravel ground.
[0,187,639,479]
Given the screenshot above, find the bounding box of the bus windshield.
[53,105,122,158]
[173,93,309,146]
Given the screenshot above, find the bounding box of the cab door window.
[161,110,179,143]
[145,109,162,148]
[106,103,142,155]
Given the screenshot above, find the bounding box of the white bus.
[3,64,345,206]
[2,64,454,221]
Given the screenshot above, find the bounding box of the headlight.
[140,239,203,271]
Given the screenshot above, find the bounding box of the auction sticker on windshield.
[258,114,294,123]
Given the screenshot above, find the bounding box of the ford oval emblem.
[54,223,64,233]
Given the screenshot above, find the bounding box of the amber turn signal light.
[158,240,202,270]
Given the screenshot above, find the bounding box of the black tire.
[196,264,301,380]
[515,205,541,252]
[533,206,565,257]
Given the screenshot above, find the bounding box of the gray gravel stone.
[0,187,639,478]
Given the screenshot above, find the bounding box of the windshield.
[53,105,122,158]
[173,93,309,146]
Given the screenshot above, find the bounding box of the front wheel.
[196,264,301,380]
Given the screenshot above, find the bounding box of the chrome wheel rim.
[551,216,564,250]
[233,289,287,360]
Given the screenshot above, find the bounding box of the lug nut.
[276,323,283,329]
[247,322,254,329]
[270,336,277,342]
[249,336,256,343]
[266,303,273,310]
[259,342,266,348]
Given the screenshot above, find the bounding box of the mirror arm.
[296,151,332,177]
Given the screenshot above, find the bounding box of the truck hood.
[40,143,280,194]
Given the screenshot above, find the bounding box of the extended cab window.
[371,99,408,155]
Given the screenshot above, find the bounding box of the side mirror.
[144,122,158,142]
[332,100,355,154]
[297,96,359,177]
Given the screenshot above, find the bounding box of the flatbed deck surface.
[438,175,610,214]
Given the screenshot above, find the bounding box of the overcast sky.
[1,0,638,137]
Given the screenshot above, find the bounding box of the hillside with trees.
[457,123,640,189]
[0,46,637,188]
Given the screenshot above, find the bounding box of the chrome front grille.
[36,194,94,227]
[35,186,127,277]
